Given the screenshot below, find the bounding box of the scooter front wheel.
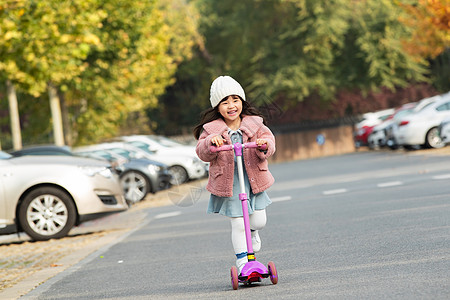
[268,261,278,284]
[230,266,239,290]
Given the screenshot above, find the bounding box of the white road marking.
[432,174,450,180]
[323,189,347,195]
[154,211,182,219]
[377,181,403,188]
[271,196,292,202]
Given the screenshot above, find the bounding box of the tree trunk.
[6,80,22,150]
[59,91,73,146]
[48,82,65,146]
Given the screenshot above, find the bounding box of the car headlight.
[80,166,113,178]
[192,156,206,165]
[148,164,161,173]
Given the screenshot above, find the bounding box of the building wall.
[270,125,356,163]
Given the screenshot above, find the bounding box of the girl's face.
[218,95,243,124]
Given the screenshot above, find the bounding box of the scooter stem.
[234,143,255,257]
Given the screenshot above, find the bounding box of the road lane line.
[377,181,403,188]
[271,196,292,202]
[432,174,450,180]
[154,211,182,219]
[323,189,347,195]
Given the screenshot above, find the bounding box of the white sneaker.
[251,230,261,253]
[236,256,248,274]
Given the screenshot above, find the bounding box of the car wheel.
[387,138,398,150]
[18,187,76,241]
[120,170,149,204]
[425,127,445,149]
[168,165,188,185]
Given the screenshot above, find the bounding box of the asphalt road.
[23,151,450,299]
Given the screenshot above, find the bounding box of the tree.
[63,0,202,144]
[0,0,105,146]
[398,0,450,91]
[398,0,450,59]
[148,0,433,135]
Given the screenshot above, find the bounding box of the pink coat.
[196,115,275,197]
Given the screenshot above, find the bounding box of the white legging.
[230,209,267,255]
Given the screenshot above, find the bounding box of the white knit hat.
[209,76,246,108]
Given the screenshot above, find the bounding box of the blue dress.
[207,129,272,217]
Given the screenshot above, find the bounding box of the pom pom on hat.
[210,76,246,108]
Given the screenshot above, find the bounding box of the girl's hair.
[193,97,266,140]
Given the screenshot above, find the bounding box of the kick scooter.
[211,142,278,290]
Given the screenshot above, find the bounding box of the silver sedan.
[0,151,128,241]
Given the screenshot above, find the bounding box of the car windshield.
[417,101,435,112]
[92,150,115,160]
[393,109,414,120]
[108,148,133,159]
[0,151,12,159]
[126,141,155,154]
[79,150,114,161]
[378,114,392,121]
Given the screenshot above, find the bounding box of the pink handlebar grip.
[244,142,258,148]
[210,144,233,153]
[246,142,268,151]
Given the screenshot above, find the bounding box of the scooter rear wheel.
[230,266,239,290]
[268,261,278,284]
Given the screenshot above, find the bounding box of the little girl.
[194,75,276,274]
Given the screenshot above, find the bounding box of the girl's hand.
[211,135,226,147]
[256,139,268,148]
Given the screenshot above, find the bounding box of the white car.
[117,135,208,184]
[388,96,441,149]
[395,92,450,149]
[0,151,128,241]
[354,108,395,148]
[367,120,393,149]
[74,144,173,203]
[368,103,417,149]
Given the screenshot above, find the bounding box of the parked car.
[368,103,417,149]
[0,151,128,241]
[74,144,172,203]
[354,108,395,148]
[395,92,450,149]
[119,135,197,155]
[117,135,208,184]
[386,96,442,150]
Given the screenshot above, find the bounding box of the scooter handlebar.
[210,142,267,153]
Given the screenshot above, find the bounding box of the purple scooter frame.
[211,142,278,289]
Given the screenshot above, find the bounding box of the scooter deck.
[239,272,270,284]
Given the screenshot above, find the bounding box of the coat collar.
[203,115,264,139]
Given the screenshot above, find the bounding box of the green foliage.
[63,0,201,145]
[349,0,429,90]
[195,0,429,102]
[0,0,201,146]
[0,0,104,95]
[149,0,433,135]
